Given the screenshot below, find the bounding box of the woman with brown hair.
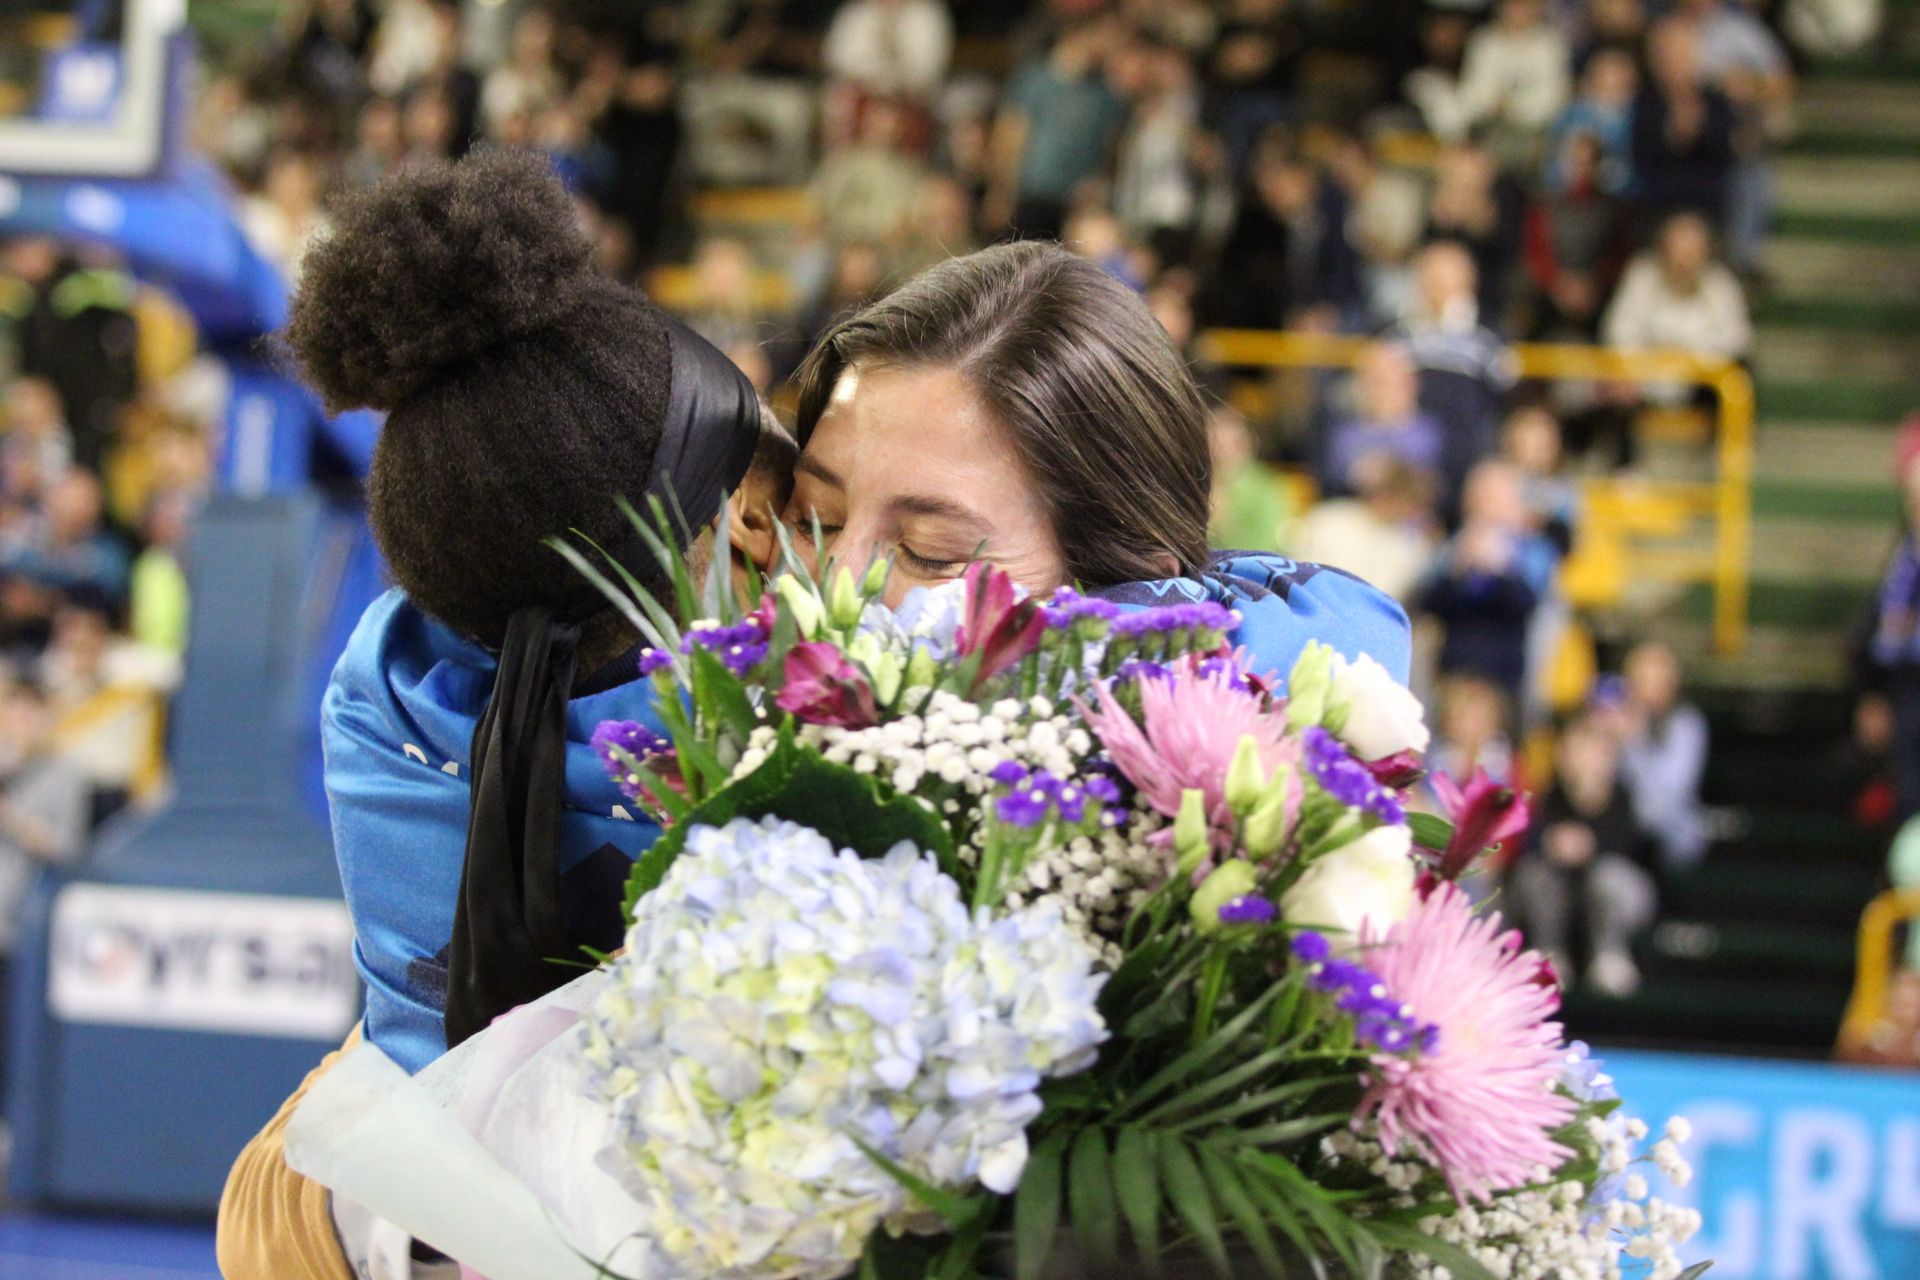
[781,239,1412,680]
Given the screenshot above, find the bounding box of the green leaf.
[1407,812,1453,853]
[1232,1154,1319,1268]
[1140,1045,1324,1127]
[1225,1113,1350,1150]
[849,1135,975,1229]
[1363,1221,1498,1280]
[1016,1133,1067,1280]
[623,726,958,917]
[1198,1144,1284,1276]
[1113,1128,1160,1266]
[1119,980,1290,1118]
[1068,1128,1120,1267]
[688,645,758,738]
[1243,1153,1362,1275]
[1159,1139,1228,1276]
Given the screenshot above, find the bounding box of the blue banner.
[1605,1049,1920,1280]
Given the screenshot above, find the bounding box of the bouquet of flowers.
[287,512,1706,1280]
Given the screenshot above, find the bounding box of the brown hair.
[791,241,1212,586]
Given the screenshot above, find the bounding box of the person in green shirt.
[129,490,191,657]
[1207,402,1291,553]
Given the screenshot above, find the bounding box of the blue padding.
[0,159,286,343]
[7,494,358,1213]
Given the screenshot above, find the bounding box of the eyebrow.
[796,455,843,487]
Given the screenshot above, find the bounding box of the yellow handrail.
[1194,330,1755,653]
[1838,887,1920,1050]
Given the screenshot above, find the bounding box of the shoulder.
[1098,553,1412,685]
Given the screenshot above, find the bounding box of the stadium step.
[1774,154,1920,220]
[1754,324,1916,385]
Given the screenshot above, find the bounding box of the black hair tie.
[444,605,582,1049]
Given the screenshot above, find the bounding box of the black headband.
[645,314,764,544]
[445,318,764,1049]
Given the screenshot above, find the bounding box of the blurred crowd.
[0,239,205,975]
[3,0,1827,999]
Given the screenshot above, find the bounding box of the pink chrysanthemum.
[1357,883,1575,1203]
[1082,658,1294,827]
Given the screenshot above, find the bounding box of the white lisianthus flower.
[580,816,1107,1280]
[1328,652,1431,761]
[1281,824,1418,950]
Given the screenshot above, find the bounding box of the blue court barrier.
[1606,1049,1920,1280]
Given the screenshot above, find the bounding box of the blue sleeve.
[1290,567,1414,684]
[322,592,475,1075]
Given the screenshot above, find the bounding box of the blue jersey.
[326,555,1409,1073]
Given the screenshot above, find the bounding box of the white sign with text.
[49,884,358,1040]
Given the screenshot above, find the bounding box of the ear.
[725,480,781,571]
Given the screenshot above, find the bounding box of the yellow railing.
[1838,887,1920,1051]
[1194,329,1756,653]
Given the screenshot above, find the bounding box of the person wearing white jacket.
[1457,0,1572,163]
[1601,211,1751,403]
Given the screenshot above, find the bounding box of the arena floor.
[0,1213,217,1279]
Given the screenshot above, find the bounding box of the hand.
[1857,694,1895,754]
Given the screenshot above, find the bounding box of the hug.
[216,149,1409,1276]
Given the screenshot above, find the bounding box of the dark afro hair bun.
[287,148,597,413]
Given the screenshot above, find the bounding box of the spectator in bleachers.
[1205,0,1306,176]
[1601,210,1751,403]
[823,0,954,140]
[1402,11,1477,143]
[1320,342,1444,496]
[480,8,564,137]
[239,149,333,282]
[895,172,982,279]
[1510,712,1659,996]
[1292,453,1439,605]
[345,95,407,189]
[1632,18,1737,228]
[2,377,72,506]
[1423,141,1523,323]
[2,470,130,613]
[1418,458,1558,704]
[1856,452,1920,822]
[0,680,90,995]
[129,491,193,661]
[1112,36,1205,270]
[1612,639,1713,873]
[1457,0,1572,169]
[1207,132,1363,332]
[813,99,930,247]
[1325,129,1428,326]
[1524,128,1631,341]
[1546,47,1637,199]
[1388,241,1517,501]
[986,18,1130,241]
[1427,675,1518,790]
[1502,405,1578,557]
[1678,0,1795,276]
[1208,403,1291,553]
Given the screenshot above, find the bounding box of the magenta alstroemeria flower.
[775,642,878,729]
[1426,768,1532,880]
[1365,750,1426,791]
[955,562,1047,686]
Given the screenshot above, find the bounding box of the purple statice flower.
[1303,726,1407,825]
[1290,930,1438,1056]
[1042,588,1124,632]
[636,648,674,677]
[682,620,772,676]
[1111,601,1241,638]
[991,766,1105,829]
[1217,895,1278,926]
[1112,658,1172,684]
[591,719,675,802]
